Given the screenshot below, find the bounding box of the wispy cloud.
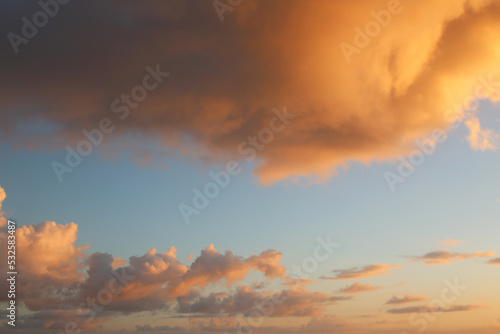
[338,282,382,294]
[404,250,495,265]
[387,304,483,314]
[321,264,403,280]
[385,295,428,305]
[437,239,464,247]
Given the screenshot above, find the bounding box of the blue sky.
[1,102,498,267]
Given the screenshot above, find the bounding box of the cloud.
[338,282,381,294]
[465,116,498,151]
[0,220,90,310]
[72,244,287,314]
[321,264,403,280]
[438,239,464,247]
[15,221,89,279]
[404,250,495,265]
[1,187,350,331]
[385,295,428,304]
[176,286,346,318]
[283,278,316,287]
[387,304,483,314]
[487,257,500,265]
[0,228,292,329]
[165,245,285,297]
[300,314,353,332]
[2,1,500,184]
[111,257,127,269]
[0,186,6,227]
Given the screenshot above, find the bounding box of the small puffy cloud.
[404,250,495,265]
[111,257,127,269]
[321,264,403,280]
[438,239,464,247]
[487,257,500,265]
[385,295,428,304]
[338,282,381,294]
[166,245,285,297]
[387,304,483,314]
[465,116,498,151]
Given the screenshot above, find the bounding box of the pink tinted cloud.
[404,250,495,265]
[338,282,382,294]
[321,264,403,280]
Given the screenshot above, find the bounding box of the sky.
[0,0,500,333]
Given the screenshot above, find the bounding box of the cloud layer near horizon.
[0,219,341,330]
[0,186,498,333]
[1,0,500,184]
[0,183,353,332]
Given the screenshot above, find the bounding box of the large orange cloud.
[1,0,500,184]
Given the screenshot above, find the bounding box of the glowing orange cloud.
[2,1,500,184]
